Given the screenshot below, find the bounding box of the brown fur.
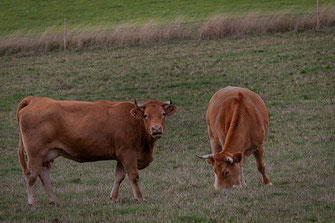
[17,96,177,205]
[202,86,271,188]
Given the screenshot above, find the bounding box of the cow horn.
[133,97,145,108]
[163,100,172,106]
[227,157,234,164]
[195,154,213,159]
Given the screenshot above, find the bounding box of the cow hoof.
[28,203,38,209]
[49,201,60,206]
[135,198,145,202]
[110,196,119,203]
[111,199,119,204]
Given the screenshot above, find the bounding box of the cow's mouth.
[152,132,163,138]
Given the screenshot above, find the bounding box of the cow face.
[206,152,242,189]
[130,100,178,139]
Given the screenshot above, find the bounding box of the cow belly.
[66,152,114,162]
[47,142,115,163]
[64,148,115,162]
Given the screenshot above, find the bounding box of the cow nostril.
[152,126,162,133]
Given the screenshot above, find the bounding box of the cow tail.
[17,96,33,175]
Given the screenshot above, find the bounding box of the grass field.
[0,26,334,222]
[1,0,335,56]
[1,0,335,36]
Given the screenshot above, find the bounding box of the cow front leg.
[240,166,247,186]
[121,159,144,202]
[239,155,248,187]
[127,168,144,201]
[254,145,272,185]
[128,172,143,202]
[110,161,126,203]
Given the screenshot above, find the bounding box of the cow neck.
[144,130,157,152]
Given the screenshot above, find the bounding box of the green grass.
[0,28,334,222]
[1,0,335,36]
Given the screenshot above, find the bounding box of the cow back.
[206,87,268,152]
[18,97,147,162]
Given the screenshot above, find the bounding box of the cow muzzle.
[151,125,163,138]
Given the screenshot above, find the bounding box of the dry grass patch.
[1,8,335,56]
[0,19,191,56]
[198,8,335,39]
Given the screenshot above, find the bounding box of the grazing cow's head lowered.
[196,152,242,189]
[130,98,178,138]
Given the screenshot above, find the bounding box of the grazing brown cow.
[17,96,177,206]
[196,86,272,189]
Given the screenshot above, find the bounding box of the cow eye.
[143,114,149,119]
[162,112,166,117]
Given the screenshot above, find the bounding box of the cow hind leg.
[253,145,272,185]
[110,162,126,203]
[25,158,43,206]
[39,163,59,205]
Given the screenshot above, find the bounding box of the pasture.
[0,26,334,222]
[1,0,335,36]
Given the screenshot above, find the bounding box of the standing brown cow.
[196,86,272,189]
[17,96,177,206]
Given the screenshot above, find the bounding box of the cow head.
[196,152,242,189]
[130,98,178,139]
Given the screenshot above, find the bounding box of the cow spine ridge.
[223,92,243,150]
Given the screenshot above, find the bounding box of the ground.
[0,27,334,222]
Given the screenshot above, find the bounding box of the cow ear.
[206,157,215,166]
[165,105,178,117]
[130,108,144,119]
[233,153,242,164]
